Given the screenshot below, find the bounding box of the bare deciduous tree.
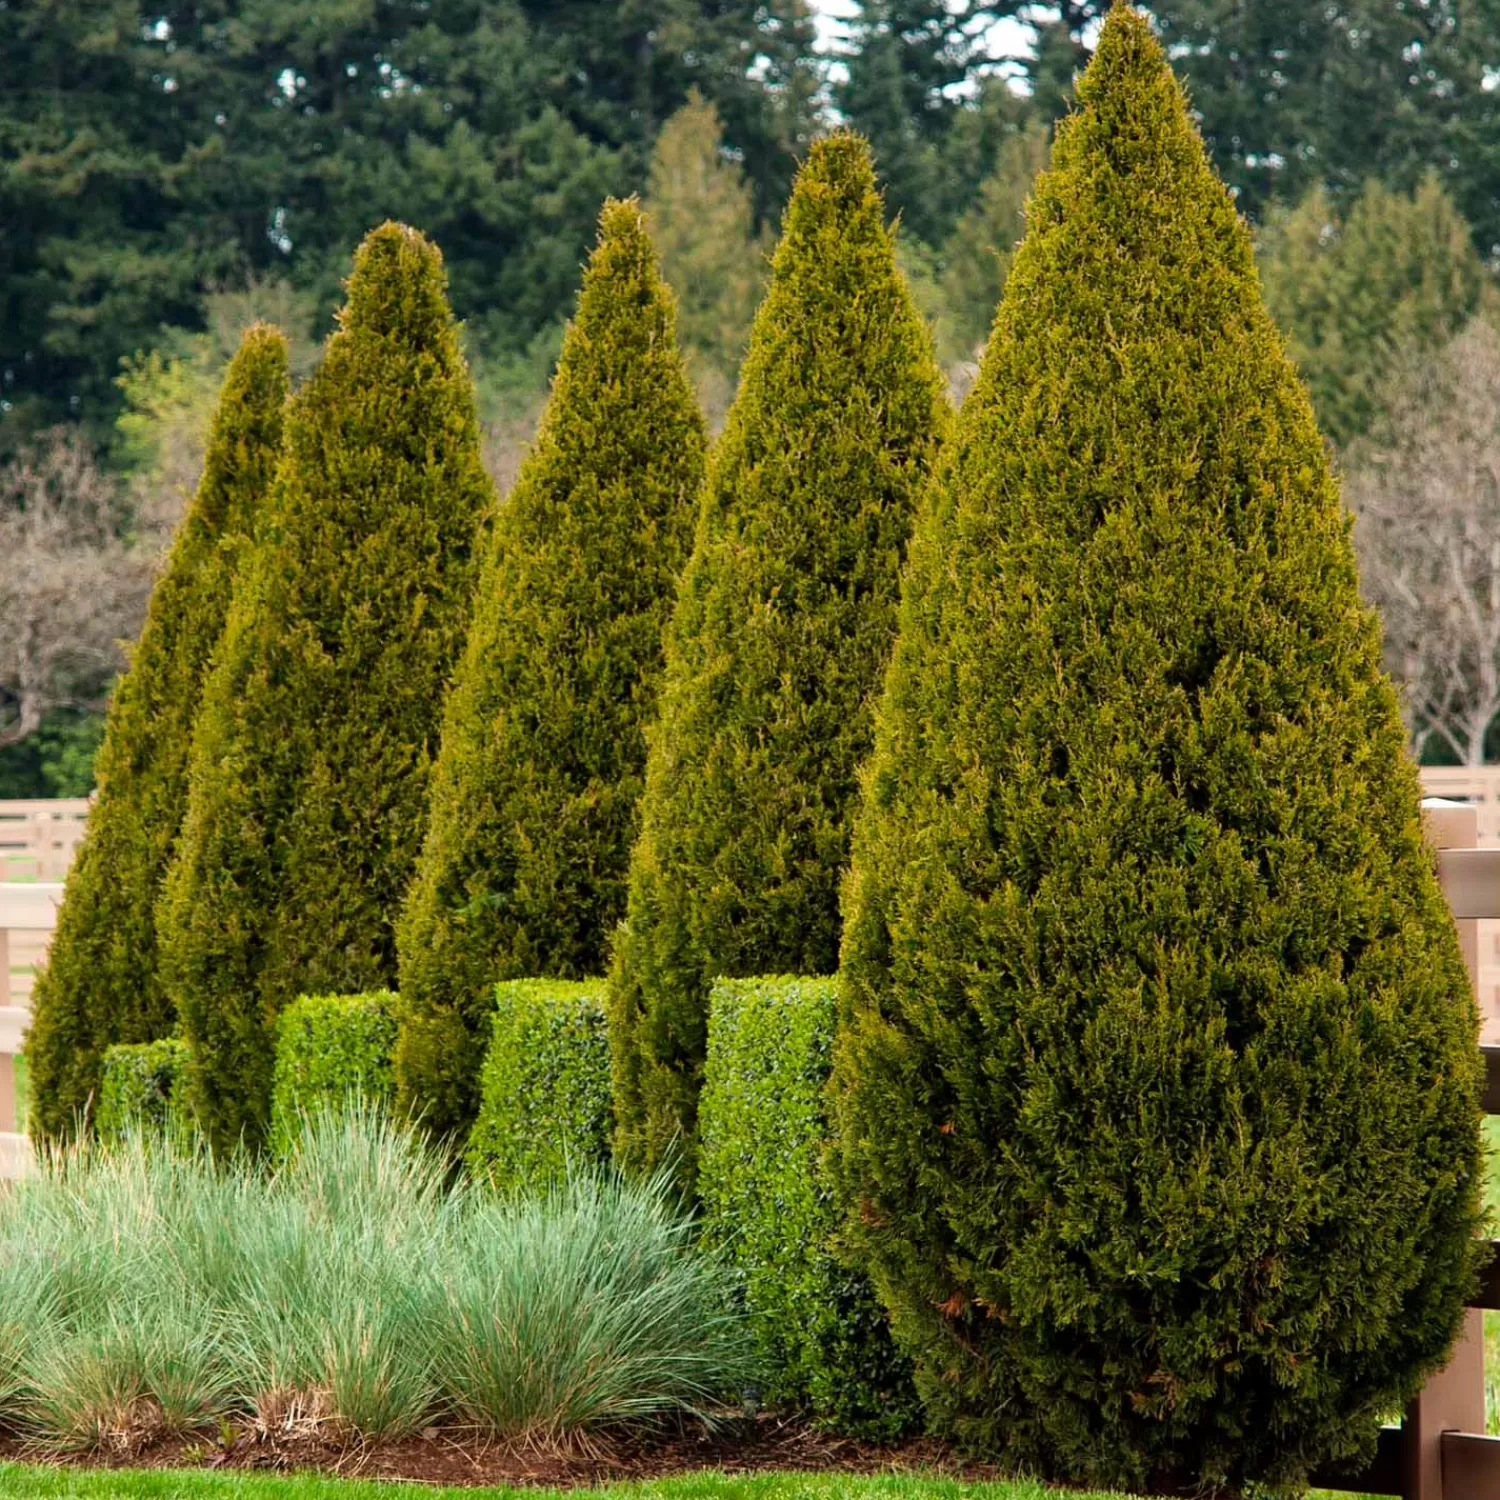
[1347,317,1500,765]
[0,431,155,748]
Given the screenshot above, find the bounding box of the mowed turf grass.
[0,1468,1129,1500]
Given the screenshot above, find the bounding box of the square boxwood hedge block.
[697,976,918,1438]
[96,1039,193,1146]
[270,992,397,1154]
[464,979,611,1191]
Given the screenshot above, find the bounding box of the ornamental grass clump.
[833,6,1484,1492]
[159,224,490,1155]
[607,133,950,1183]
[395,199,703,1138]
[0,1105,748,1451]
[25,326,287,1145]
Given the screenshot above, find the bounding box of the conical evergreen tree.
[25,326,288,1144]
[832,8,1484,1491]
[607,133,950,1181]
[159,224,490,1156]
[394,199,705,1139]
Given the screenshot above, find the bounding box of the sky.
[806,0,1037,64]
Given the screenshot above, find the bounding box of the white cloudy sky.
[806,0,1037,65]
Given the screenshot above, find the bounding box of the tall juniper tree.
[25,325,287,1144]
[394,199,705,1139]
[159,224,490,1155]
[607,132,950,1182]
[832,8,1484,1491]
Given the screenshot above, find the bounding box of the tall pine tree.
[25,325,287,1144]
[394,199,705,1139]
[159,224,490,1155]
[607,133,950,1182]
[833,8,1483,1488]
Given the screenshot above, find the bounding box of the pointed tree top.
[584,196,662,306]
[197,321,287,531]
[784,131,882,237]
[341,221,453,344]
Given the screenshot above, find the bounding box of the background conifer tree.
[25,326,287,1144]
[939,120,1050,361]
[394,199,706,1139]
[1258,174,1494,446]
[832,9,1484,1491]
[607,132,950,1181]
[159,225,490,1155]
[646,93,766,426]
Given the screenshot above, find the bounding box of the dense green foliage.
[697,977,916,1437]
[25,327,287,1144]
[0,1109,749,1448]
[0,712,105,799]
[0,1,817,440]
[1258,175,1496,445]
[394,201,703,1137]
[464,980,612,1193]
[606,133,949,1182]
[94,1040,192,1148]
[159,225,489,1157]
[270,993,397,1157]
[832,9,1485,1490]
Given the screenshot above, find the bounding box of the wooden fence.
[1,788,1500,1492]
[0,798,88,882]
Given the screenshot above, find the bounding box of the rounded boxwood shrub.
[160,224,491,1156]
[831,8,1484,1492]
[26,327,287,1144]
[394,200,704,1139]
[697,977,917,1437]
[464,980,611,1193]
[270,992,397,1157]
[96,1039,193,1148]
[607,133,950,1183]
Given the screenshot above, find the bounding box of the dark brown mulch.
[0,1415,1008,1490]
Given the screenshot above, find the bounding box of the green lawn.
[0,1468,1125,1500]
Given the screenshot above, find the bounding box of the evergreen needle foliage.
[394,200,704,1138]
[832,8,1485,1492]
[607,132,950,1182]
[159,224,490,1156]
[26,326,287,1144]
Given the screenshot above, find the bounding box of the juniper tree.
[832,8,1484,1491]
[159,224,490,1156]
[394,199,705,1138]
[607,133,950,1182]
[25,325,287,1143]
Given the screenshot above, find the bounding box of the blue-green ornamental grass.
[465,979,612,1191]
[0,1104,750,1451]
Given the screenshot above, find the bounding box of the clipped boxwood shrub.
[270,992,397,1155]
[96,1039,193,1147]
[698,977,917,1438]
[464,980,610,1192]
[832,7,1484,1493]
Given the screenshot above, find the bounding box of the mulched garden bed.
[0,1415,1007,1489]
